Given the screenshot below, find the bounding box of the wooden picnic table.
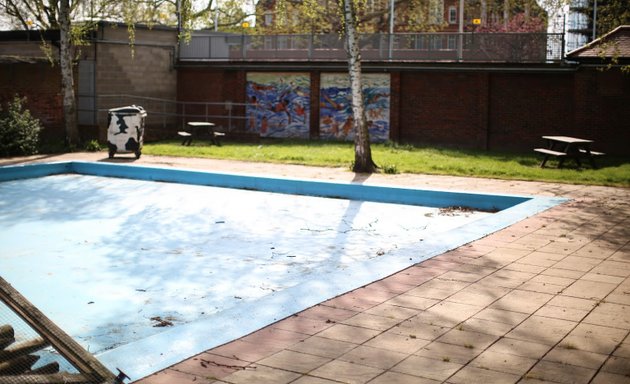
[534,135,604,168]
[178,122,225,146]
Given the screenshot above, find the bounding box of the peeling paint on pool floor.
[0,162,566,380]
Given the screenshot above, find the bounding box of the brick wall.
[486,72,576,151]
[178,66,629,155]
[176,68,244,132]
[573,70,629,154]
[0,62,64,142]
[4,47,627,155]
[398,71,490,149]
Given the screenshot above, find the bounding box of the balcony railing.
[179,32,565,63]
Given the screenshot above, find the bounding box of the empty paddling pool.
[0,162,565,380]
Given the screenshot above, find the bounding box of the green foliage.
[0,96,43,157]
[381,163,399,174]
[85,139,102,152]
[383,140,414,151]
[594,0,630,38]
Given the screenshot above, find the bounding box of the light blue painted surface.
[0,162,566,380]
[1,161,530,210]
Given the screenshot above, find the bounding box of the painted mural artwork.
[246,73,310,138]
[320,73,390,142]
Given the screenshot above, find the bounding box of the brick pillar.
[478,72,490,150]
[310,71,320,139]
[389,72,400,142]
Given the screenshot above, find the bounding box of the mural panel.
[246,73,310,138]
[319,73,390,142]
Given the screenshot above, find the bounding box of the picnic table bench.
[178,122,225,146]
[534,136,604,168]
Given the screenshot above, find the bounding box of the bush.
[381,163,399,174]
[85,139,102,152]
[0,96,43,157]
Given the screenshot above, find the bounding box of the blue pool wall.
[0,161,529,211]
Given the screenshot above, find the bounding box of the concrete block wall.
[95,44,176,97]
[94,26,178,140]
[102,25,178,46]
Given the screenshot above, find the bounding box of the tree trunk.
[59,0,79,147]
[342,0,377,173]
[503,0,510,28]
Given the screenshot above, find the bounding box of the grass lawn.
[142,139,630,187]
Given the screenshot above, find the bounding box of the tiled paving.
[4,153,629,384]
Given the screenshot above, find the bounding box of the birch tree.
[342,0,377,173]
[57,0,78,147]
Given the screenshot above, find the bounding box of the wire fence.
[180,32,565,63]
[0,277,124,384]
[83,94,250,139]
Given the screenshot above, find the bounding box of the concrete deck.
[3,153,629,384]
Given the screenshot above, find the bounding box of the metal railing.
[180,32,565,63]
[87,94,249,136]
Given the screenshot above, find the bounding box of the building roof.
[0,55,49,64]
[0,29,60,42]
[567,25,630,59]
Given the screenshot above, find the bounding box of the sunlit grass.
[143,139,630,187]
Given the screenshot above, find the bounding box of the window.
[572,0,588,8]
[448,6,457,24]
[574,13,588,30]
[264,12,273,26]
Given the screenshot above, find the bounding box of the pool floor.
[0,163,564,380]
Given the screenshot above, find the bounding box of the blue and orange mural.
[246,73,310,138]
[319,73,390,142]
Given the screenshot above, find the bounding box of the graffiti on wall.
[246,73,310,138]
[319,73,390,142]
